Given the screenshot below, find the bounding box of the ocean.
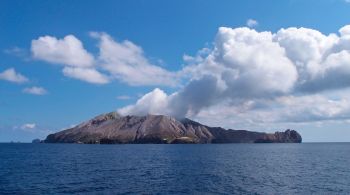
[0,143,349,194]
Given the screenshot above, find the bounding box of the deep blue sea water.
[0,143,350,194]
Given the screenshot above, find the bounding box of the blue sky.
[1,0,350,142]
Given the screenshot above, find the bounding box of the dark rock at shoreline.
[44,112,302,144]
[32,139,41,143]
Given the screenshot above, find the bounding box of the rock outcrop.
[31,139,41,143]
[45,112,302,144]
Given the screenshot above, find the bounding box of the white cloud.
[185,25,350,95]
[31,35,110,84]
[21,123,36,130]
[14,123,52,135]
[62,67,109,84]
[0,68,29,83]
[31,35,94,67]
[119,24,350,128]
[274,26,350,92]
[26,24,350,128]
[274,27,336,66]
[92,32,178,86]
[175,27,299,116]
[246,19,258,27]
[22,86,47,95]
[118,88,170,116]
[190,93,350,131]
[120,89,350,130]
[215,27,298,96]
[274,95,350,122]
[339,25,350,35]
[31,33,179,86]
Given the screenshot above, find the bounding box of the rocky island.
[45,112,302,144]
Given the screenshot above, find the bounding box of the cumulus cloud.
[119,24,350,127]
[216,27,297,96]
[26,24,350,127]
[62,67,109,84]
[0,68,29,83]
[299,50,350,92]
[31,33,178,86]
[91,32,178,86]
[126,27,298,117]
[31,35,109,84]
[273,25,350,92]
[31,35,94,67]
[22,86,47,95]
[246,19,258,27]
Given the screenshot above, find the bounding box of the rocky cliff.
[45,112,302,144]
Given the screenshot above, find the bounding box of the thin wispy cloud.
[23,86,47,95]
[21,123,36,130]
[246,19,258,27]
[4,46,28,59]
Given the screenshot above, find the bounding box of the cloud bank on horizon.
[6,24,350,128]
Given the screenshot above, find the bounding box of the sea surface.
[0,143,349,194]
